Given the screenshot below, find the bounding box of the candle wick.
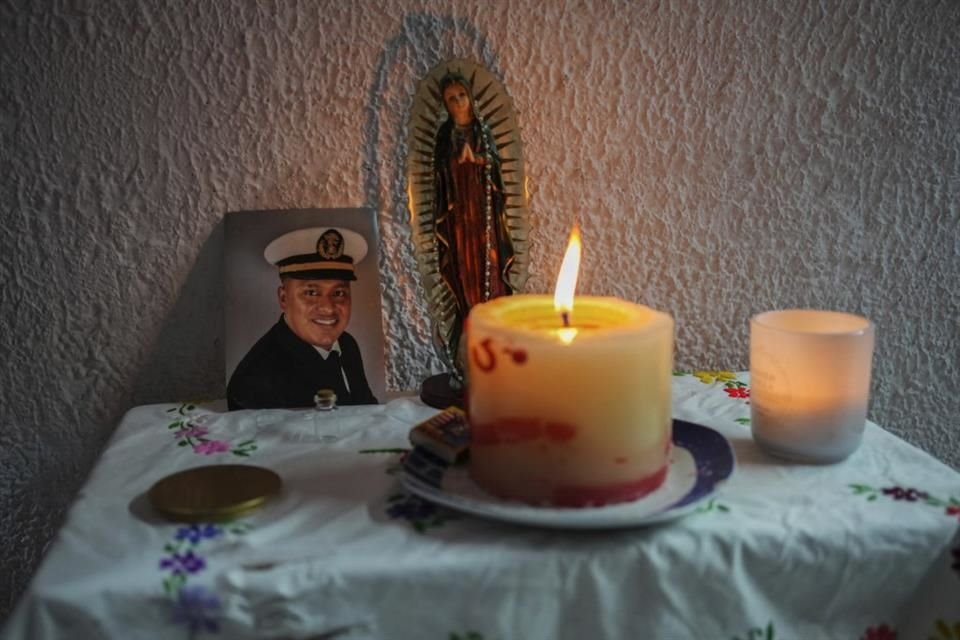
[561,311,570,328]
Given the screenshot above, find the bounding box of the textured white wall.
[2,0,958,618]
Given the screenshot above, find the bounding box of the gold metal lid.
[148,464,283,523]
[314,388,337,411]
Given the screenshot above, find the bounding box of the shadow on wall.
[131,14,502,407]
[129,220,226,406]
[363,12,500,212]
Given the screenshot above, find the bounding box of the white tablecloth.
[4,372,960,639]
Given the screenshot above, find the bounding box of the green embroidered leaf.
[735,418,751,425]
[236,440,255,447]
[672,370,688,377]
[162,573,187,595]
[233,451,250,457]
[177,441,188,447]
[718,504,730,512]
[868,495,877,501]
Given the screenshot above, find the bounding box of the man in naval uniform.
[227,227,378,410]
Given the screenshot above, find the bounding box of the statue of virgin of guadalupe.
[433,72,517,369]
[406,60,530,407]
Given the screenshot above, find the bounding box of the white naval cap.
[263,227,368,281]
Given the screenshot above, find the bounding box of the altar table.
[4,372,959,639]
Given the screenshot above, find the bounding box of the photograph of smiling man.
[224,209,386,410]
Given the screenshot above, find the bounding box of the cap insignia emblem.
[316,229,345,259]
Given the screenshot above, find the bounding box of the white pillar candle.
[465,228,674,507]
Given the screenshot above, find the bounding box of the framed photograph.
[224,208,386,409]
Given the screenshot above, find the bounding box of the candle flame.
[553,225,582,318]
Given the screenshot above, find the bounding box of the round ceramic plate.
[401,419,735,529]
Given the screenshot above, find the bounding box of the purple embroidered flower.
[174,426,210,439]
[193,440,231,455]
[882,487,929,501]
[160,551,206,575]
[172,585,221,633]
[175,524,223,545]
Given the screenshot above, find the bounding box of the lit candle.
[466,226,674,507]
[750,310,875,462]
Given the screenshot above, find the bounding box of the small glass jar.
[313,389,338,412]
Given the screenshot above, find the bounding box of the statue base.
[420,373,465,410]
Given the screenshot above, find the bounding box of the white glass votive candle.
[750,309,875,463]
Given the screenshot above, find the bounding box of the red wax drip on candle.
[552,465,668,507]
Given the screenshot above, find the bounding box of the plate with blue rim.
[400,419,735,529]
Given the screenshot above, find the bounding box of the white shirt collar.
[312,340,342,360]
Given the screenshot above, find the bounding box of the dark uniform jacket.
[227,318,378,410]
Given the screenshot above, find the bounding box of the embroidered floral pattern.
[724,385,750,400]
[193,440,232,455]
[172,585,222,634]
[695,498,731,514]
[166,404,257,457]
[175,524,223,545]
[883,487,930,502]
[732,621,776,640]
[386,492,457,533]
[692,370,738,385]
[851,484,960,518]
[160,550,207,578]
[158,521,251,634]
[682,370,751,405]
